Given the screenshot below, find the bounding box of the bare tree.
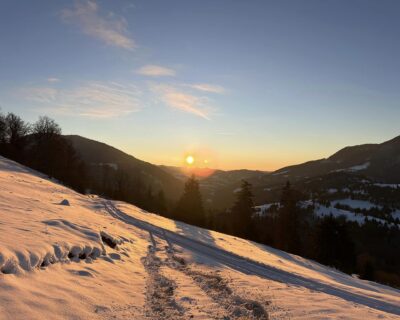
[32,116,61,139]
[0,113,6,144]
[5,112,30,145]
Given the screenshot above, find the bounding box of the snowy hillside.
[1,156,400,320]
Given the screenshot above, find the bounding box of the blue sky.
[1,0,399,170]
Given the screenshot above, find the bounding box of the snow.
[353,189,367,195]
[331,198,382,210]
[314,204,399,228]
[254,203,278,216]
[233,187,242,193]
[315,204,370,224]
[272,170,289,176]
[335,162,370,173]
[347,162,370,172]
[392,210,400,220]
[327,188,338,194]
[1,155,400,319]
[374,183,400,189]
[97,162,118,170]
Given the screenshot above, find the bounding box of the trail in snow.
[141,242,183,319]
[141,230,268,319]
[104,201,400,317]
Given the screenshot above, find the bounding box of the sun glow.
[185,155,194,165]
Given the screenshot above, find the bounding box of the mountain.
[65,135,183,201]
[1,155,399,319]
[188,135,400,208]
[273,135,400,183]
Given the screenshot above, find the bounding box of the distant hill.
[244,135,400,205]
[65,135,183,201]
[271,135,400,182]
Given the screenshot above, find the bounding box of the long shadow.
[173,220,220,267]
[250,241,389,295]
[170,232,400,316]
[233,260,400,316]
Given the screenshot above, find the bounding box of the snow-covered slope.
[1,156,400,319]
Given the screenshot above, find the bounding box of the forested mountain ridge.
[65,135,184,202]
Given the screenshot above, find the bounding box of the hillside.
[65,135,183,201]
[267,135,400,184]
[1,156,400,319]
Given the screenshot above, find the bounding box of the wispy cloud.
[187,83,225,94]
[151,84,213,120]
[137,65,176,77]
[24,87,58,103]
[22,82,140,118]
[61,0,135,50]
[47,77,60,83]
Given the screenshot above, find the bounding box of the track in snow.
[103,201,400,317]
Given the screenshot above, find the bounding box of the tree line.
[0,112,86,191]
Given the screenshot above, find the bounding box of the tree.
[26,116,86,192]
[174,175,205,226]
[0,113,6,144]
[2,113,30,160]
[230,180,255,238]
[32,116,61,139]
[5,112,30,145]
[276,181,301,253]
[29,116,63,175]
[0,113,7,154]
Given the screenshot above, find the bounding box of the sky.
[1,0,400,171]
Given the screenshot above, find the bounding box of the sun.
[185,155,194,165]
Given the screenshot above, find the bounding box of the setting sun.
[185,155,194,165]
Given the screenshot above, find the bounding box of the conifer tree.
[230,180,255,238]
[276,181,300,253]
[175,175,205,226]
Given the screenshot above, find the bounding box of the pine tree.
[174,175,205,226]
[230,180,255,238]
[276,181,300,253]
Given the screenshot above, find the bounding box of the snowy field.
[1,155,400,319]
